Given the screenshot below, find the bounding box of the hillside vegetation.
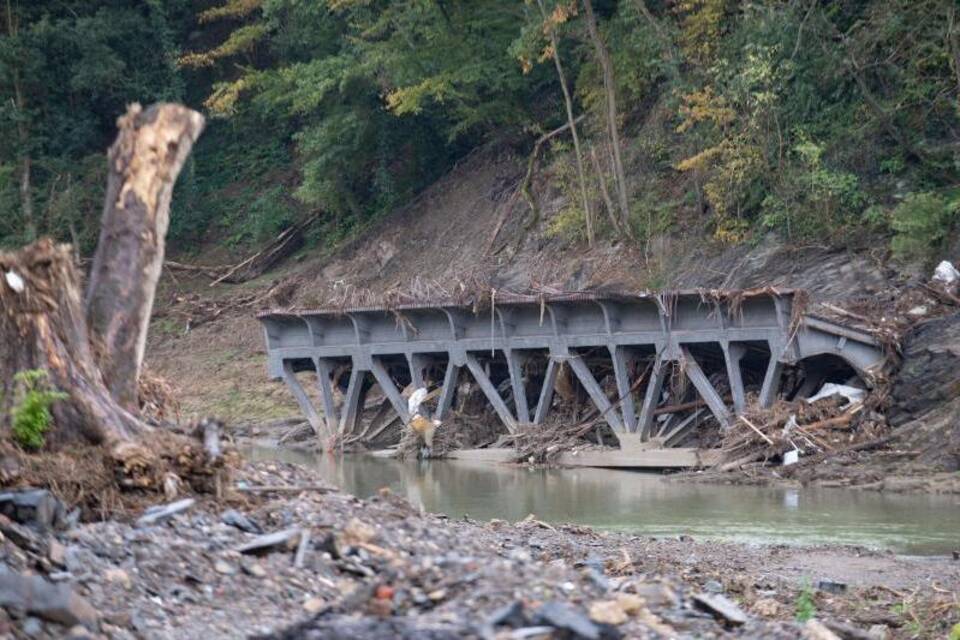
[2,0,959,264]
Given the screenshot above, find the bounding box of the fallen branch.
[738,416,774,445]
[210,213,320,287]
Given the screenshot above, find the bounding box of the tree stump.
[0,239,143,444]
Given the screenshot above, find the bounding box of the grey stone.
[692,592,748,626]
[816,579,847,594]
[0,489,66,531]
[0,564,98,628]
[136,499,196,527]
[532,601,603,640]
[235,528,301,555]
[221,509,262,534]
[22,616,43,637]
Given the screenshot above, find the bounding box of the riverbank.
[2,458,957,639]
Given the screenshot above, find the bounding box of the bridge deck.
[257,290,885,466]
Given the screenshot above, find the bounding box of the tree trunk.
[85,103,205,412]
[581,0,631,233]
[537,0,594,246]
[0,240,146,445]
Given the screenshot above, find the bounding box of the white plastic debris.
[782,449,799,466]
[407,387,429,415]
[806,382,866,407]
[907,305,928,317]
[782,414,798,437]
[4,270,24,293]
[932,260,959,284]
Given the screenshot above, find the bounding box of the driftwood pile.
[716,393,887,471]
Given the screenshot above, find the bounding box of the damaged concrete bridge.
[258,289,887,467]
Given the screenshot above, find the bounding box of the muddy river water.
[244,446,959,556]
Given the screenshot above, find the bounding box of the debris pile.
[717,387,887,471]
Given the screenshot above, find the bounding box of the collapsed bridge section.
[257,289,887,466]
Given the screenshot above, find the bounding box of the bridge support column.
[281,360,325,438]
[370,356,410,424]
[435,360,461,421]
[505,350,529,425]
[638,355,669,440]
[465,353,517,434]
[679,346,732,430]
[609,345,638,431]
[339,363,368,436]
[721,342,747,414]
[533,357,559,425]
[313,357,339,437]
[567,352,624,432]
[406,353,431,390]
[760,351,784,408]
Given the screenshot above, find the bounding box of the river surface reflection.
[244,446,960,555]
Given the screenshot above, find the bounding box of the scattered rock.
[691,593,748,626]
[342,518,376,545]
[612,594,643,616]
[48,540,66,567]
[242,561,267,578]
[22,616,43,637]
[803,619,841,640]
[0,514,44,553]
[0,489,67,531]
[302,597,325,614]
[589,600,628,626]
[486,600,526,628]
[136,498,195,527]
[236,528,301,555]
[0,564,98,627]
[221,509,262,534]
[752,597,781,617]
[214,560,236,575]
[533,601,607,640]
[816,579,847,594]
[104,568,132,590]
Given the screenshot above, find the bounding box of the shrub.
[10,370,68,450]
[794,582,816,622]
[890,191,959,260]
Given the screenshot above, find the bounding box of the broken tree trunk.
[1,103,229,500]
[1,240,146,444]
[85,104,205,412]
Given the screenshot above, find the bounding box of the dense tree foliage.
[2,0,958,259]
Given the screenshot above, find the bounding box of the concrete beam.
[760,352,784,408]
[567,353,624,432]
[638,356,669,440]
[609,345,638,431]
[338,365,365,436]
[721,342,747,414]
[313,357,339,438]
[506,350,529,424]
[435,361,460,420]
[370,357,410,423]
[533,358,560,425]
[280,360,323,437]
[465,353,517,434]
[679,345,732,430]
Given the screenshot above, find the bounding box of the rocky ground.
[1,459,958,640]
